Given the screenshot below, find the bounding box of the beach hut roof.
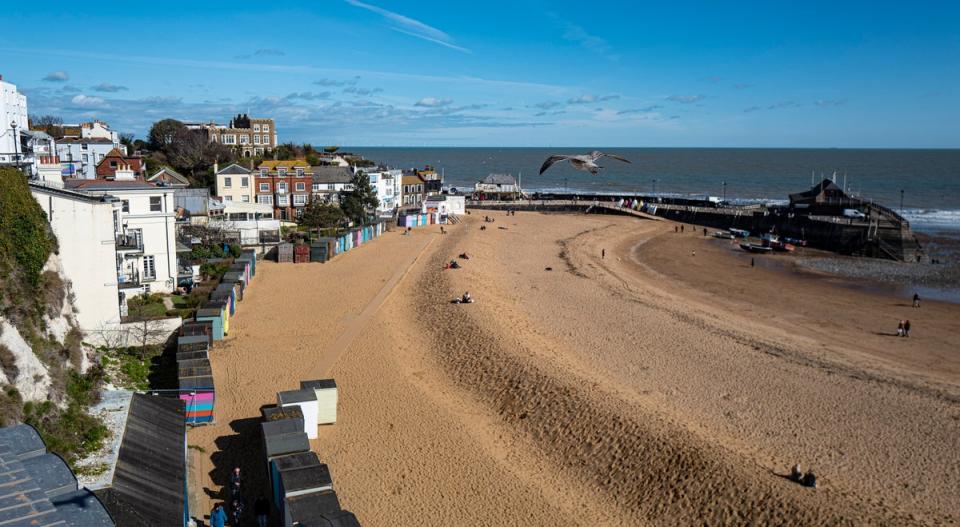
[284,491,345,525]
[94,394,186,527]
[301,379,337,390]
[0,424,45,460]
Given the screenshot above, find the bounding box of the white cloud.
[42,70,69,82]
[92,82,128,92]
[70,94,106,108]
[666,94,705,104]
[568,94,619,105]
[344,0,470,53]
[415,97,453,108]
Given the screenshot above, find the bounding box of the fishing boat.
[760,233,797,252]
[729,228,750,238]
[712,231,735,240]
[740,243,773,254]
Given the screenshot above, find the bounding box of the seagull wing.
[598,152,632,164]
[539,155,571,174]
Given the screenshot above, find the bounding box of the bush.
[23,369,108,468]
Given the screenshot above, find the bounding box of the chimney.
[214,161,219,174]
[114,163,135,181]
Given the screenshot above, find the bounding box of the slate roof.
[0,425,114,526]
[64,179,158,191]
[93,394,185,527]
[216,163,251,175]
[312,166,354,184]
[480,173,517,185]
[147,167,190,186]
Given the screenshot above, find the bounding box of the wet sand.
[189,211,960,526]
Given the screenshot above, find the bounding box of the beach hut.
[223,271,247,296]
[263,427,311,504]
[230,261,251,283]
[205,298,229,336]
[178,358,212,379]
[239,250,257,277]
[263,430,310,481]
[196,304,225,341]
[311,237,336,263]
[262,404,305,423]
[278,243,294,263]
[284,491,344,527]
[278,462,333,514]
[176,350,209,362]
[278,389,319,439]
[177,334,209,354]
[211,286,235,316]
[179,375,215,424]
[180,320,213,347]
[300,379,337,425]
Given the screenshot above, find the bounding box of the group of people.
[790,463,818,488]
[209,467,270,527]
[897,319,912,337]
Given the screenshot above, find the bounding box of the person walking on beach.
[904,319,911,337]
[681,225,685,233]
[675,225,678,233]
[601,248,606,260]
[913,292,921,308]
[210,504,228,527]
[897,320,905,337]
[254,495,269,527]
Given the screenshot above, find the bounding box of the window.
[143,255,156,279]
[224,177,232,188]
[277,168,286,176]
[277,182,287,193]
[253,124,261,132]
[241,195,250,203]
[327,184,335,190]
[257,195,273,205]
[261,135,269,144]
[263,125,270,132]
[277,195,289,206]
[253,135,261,144]
[296,208,304,218]
[239,134,249,144]
[222,134,236,145]
[312,183,320,192]
[149,196,162,212]
[259,183,269,192]
[110,160,118,169]
[260,168,268,177]
[224,196,233,201]
[121,200,129,213]
[295,182,305,191]
[293,194,307,206]
[82,154,89,162]
[295,168,304,177]
[241,177,249,188]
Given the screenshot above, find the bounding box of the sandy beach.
[189,211,960,526]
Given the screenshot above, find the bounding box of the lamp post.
[10,120,19,171]
[900,189,904,215]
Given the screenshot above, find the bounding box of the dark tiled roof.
[57,137,114,144]
[216,163,252,175]
[64,179,159,191]
[481,174,517,185]
[94,394,185,527]
[312,166,353,184]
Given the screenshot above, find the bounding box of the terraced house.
[254,159,313,220]
[189,114,277,157]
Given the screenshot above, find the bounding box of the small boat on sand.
[729,228,750,238]
[712,231,735,240]
[740,243,773,254]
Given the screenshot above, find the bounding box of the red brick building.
[96,147,146,179]
[253,160,313,220]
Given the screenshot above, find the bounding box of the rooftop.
[64,179,160,191]
[312,166,354,184]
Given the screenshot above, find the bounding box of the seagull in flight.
[539,151,632,175]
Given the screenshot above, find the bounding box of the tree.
[119,133,136,152]
[148,119,186,151]
[28,115,64,138]
[301,201,345,233]
[166,129,235,186]
[339,171,379,226]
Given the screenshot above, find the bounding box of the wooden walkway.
[467,200,661,221]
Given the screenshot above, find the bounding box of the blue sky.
[1,1,958,147]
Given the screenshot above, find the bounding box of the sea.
[349,147,960,237]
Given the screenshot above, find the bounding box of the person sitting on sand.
[450,260,461,269]
[791,464,803,482]
[897,320,905,337]
[462,291,472,303]
[802,471,818,488]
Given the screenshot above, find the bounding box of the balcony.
[116,233,143,253]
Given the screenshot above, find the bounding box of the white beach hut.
[278,389,319,439]
[300,379,338,425]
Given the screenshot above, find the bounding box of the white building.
[422,195,466,217]
[475,173,520,198]
[65,172,179,296]
[78,120,119,143]
[214,163,254,203]
[209,201,281,246]
[310,166,354,203]
[0,75,28,165]
[30,182,123,333]
[56,137,120,179]
[364,168,402,215]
